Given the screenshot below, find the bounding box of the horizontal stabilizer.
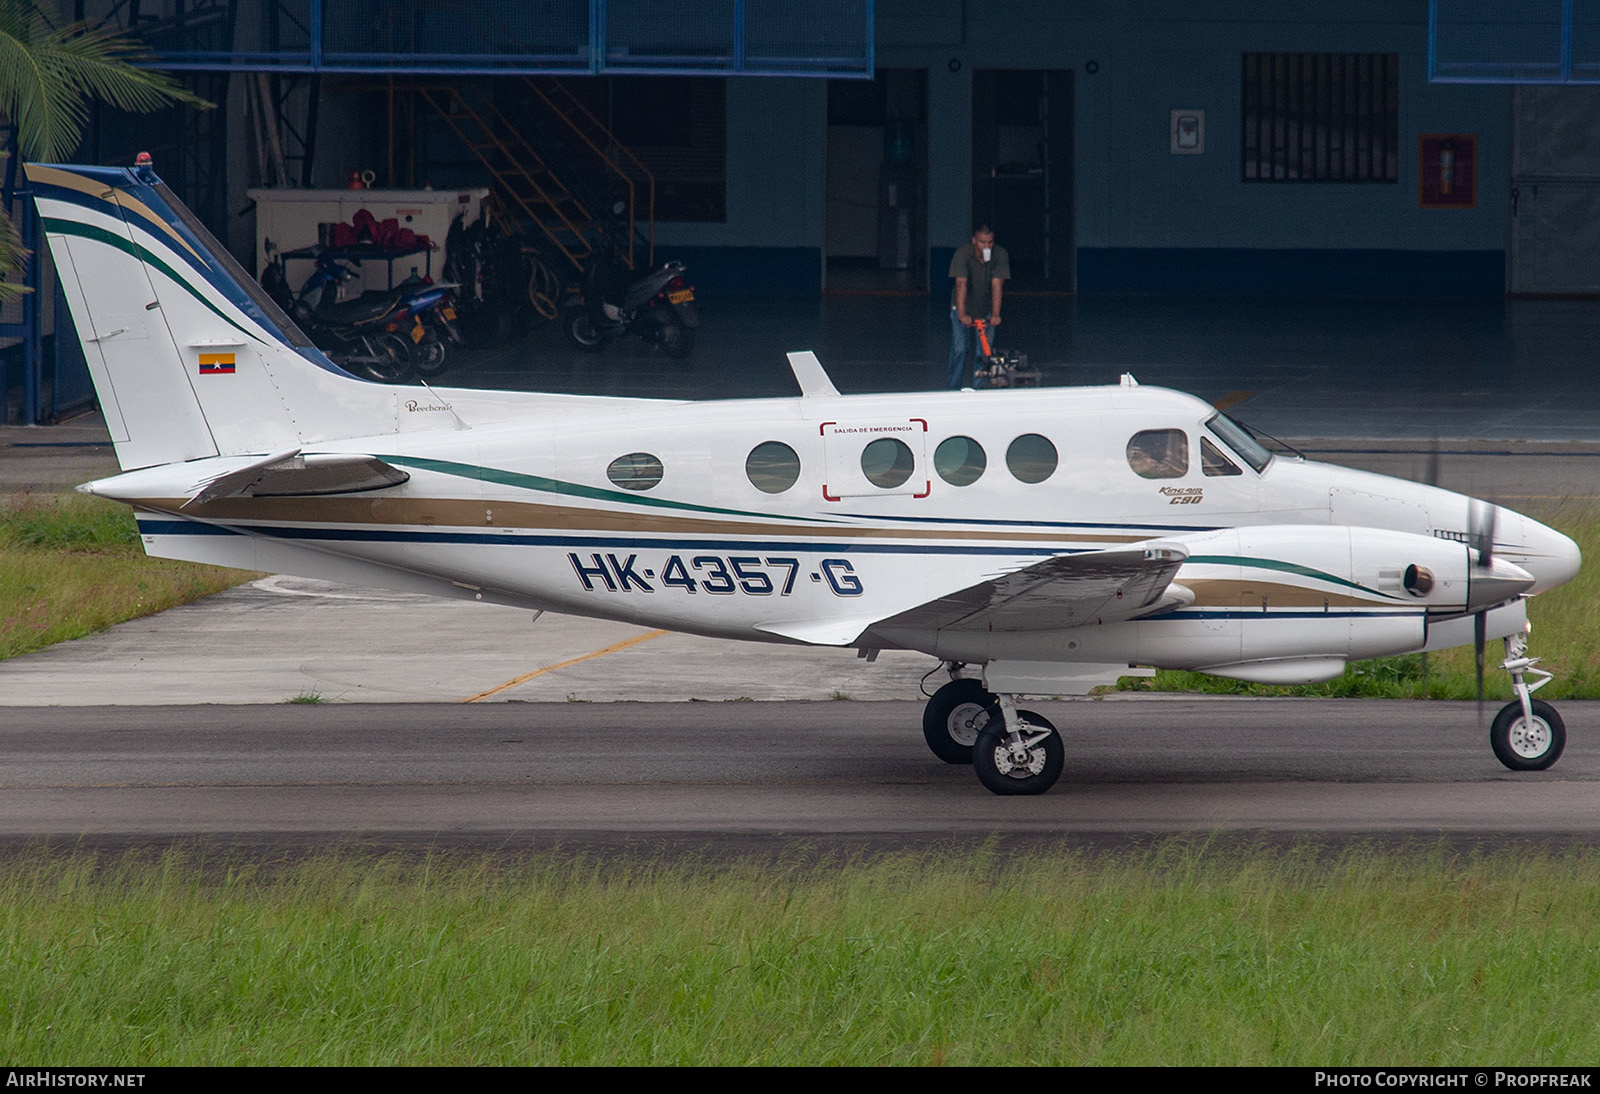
[82,451,408,509]
[193,453,410,503]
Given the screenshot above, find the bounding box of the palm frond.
[0,199,30,304]
[0,0,210,162]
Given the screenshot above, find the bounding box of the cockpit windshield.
[1205,413,1273,473]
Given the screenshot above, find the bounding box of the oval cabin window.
[1126,430,1189,479]
[745,441,801,494]
[606,452,665,491]
[935,436,987,486]
[1006,434,1058,484]
[861,437,916,489]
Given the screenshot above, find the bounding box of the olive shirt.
[948,242,1011,320]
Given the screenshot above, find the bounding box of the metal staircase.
[415,78,655,274]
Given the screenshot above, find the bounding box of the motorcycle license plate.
[668,289,694,304]
[441,306,457,320]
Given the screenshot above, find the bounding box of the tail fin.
[28,162,396,470]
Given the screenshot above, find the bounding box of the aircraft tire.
[921,678,995,765]
[1490,699,1566,771]
[973,710,1063,796]
[563,306,606,352]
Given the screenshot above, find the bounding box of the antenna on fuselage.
[786,351,840,399]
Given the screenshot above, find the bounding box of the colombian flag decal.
[199,353,236,375]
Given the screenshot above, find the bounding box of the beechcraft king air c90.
[31,161,1583,794]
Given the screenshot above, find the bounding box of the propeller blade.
[1468,498,1497,569]
[1474,609,1487,720]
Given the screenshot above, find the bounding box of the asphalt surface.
[0,700,1594,850]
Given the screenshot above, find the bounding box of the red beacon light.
[134,152,152,166]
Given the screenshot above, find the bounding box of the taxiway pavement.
[1,700,1596,843]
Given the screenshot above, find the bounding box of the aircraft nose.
[1502,510,1582,594]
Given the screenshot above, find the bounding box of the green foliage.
[0,492,251,660]
[0,491,137,549]
[2,843,1600,1065]
[0,0,208,163]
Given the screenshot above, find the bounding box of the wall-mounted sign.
[1170,110,1204,154]
[1419,134,1476,209]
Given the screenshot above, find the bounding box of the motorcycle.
[561,254,698,359]
[262,253,461,382]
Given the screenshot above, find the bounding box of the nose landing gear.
[1490,631,1565,771]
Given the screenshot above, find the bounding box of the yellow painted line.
[1212,390,1256,411]
[462,629,671,703]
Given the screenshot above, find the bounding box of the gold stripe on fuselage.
[132,494,1152,545]
[1181,578,1392,608]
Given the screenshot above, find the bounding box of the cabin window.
[1126,430,1189,479]
[1201,437,1242,477]
[607,452,664,491]
[861,438,916,489]
[746,441,801,494]
[1006,434,1057,484]
[934,436,986,486]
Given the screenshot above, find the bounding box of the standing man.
[947,224,1009,389]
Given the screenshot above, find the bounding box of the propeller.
[1422,439,1440,689]
[1467,498,1499,718]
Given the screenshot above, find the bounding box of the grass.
[2,841,1599,1065]
[0,492,255,661]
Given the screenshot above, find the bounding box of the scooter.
[561,254,698,359]
[263,254,462,382]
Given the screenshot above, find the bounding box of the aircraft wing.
[870,540,1191,635]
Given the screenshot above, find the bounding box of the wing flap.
[874,540,1190,634]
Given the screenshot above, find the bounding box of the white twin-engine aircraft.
[32,161,1582,795]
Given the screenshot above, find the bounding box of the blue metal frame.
[0,125,43,424]
[1429,0,1591,84]
[137,0,874,78]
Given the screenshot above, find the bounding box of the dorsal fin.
[786,350,840,398]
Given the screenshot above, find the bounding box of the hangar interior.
[5,0,1600,424]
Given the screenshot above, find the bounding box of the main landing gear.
[921,633,1570,796]
[922,667,1064,795]
[1490,631,1565,771]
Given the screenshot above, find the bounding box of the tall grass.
[0,493,251,661]
[1,843,1597,1065]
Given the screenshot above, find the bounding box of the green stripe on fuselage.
[1184,554,1397,599]
[380,455,843,523]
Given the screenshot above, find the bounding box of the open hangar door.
[824,69,929,292]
